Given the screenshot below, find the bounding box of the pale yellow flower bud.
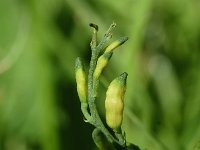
[75,57,87,103]
[93,52,112,79]
[105,37,128,53]
[105,72,127,130]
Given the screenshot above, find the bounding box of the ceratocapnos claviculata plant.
[75,22,141,150]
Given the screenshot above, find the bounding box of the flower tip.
[111,22,117,27]
[75,57,82,69]
[75,57,85,71]
[118,72,128,84]
[89,23,99,31]
[120,72,128,78]
[120,37,129,44]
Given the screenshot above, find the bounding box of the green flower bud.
[105,72,128,130]
[75,57,87,103]
[93,52,113,79]
[105,37,128,53]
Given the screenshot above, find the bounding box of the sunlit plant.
[75,23,140,150]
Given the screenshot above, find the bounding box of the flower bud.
[75,57,87,103]
[105,72,128,130]
[93,52,113,79]
[105,37,128,53]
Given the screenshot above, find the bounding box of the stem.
[87,24,119,144]
[114,128,125,145]
[87,42,115,141]
[87,48,98,118]
[81,103,91,121]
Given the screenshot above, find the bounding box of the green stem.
[114,128,125,145]
[87,24,118,144]
[85,23,129,149]
[87,48,98,118]
[81,103,91,121]
[87,44,115,142]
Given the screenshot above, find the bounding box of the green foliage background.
[0,0,200,150]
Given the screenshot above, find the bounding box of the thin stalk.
[87,24,121,145]
[81,103,91,121]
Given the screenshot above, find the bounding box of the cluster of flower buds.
[75,23,128,133]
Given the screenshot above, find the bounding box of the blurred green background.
[0,0,200,150]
